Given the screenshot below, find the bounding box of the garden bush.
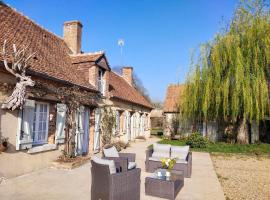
[186,132,208,148]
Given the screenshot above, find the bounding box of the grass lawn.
[158,139,270,155]
[150,127,163,136]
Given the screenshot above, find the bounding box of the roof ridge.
[70,51,105,57]
[5,3,65,42]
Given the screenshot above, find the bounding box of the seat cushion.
[171,145,189,160]
[103,146,119,158]
[91,156,116,174]
[152,143,171,159]
[128,162,136,170]
[175,159,188,164]
[148,157,161,162]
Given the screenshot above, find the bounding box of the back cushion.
[152,143,171,159]
[171,145,189,160]
[91,156,116,174]
[103,146,119,157]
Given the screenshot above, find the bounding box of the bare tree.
[152,101,163,109]
[1,40,35,110]
[112,66,152,103]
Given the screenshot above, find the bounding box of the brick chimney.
[63,20,82,54]
[122,67,133,85]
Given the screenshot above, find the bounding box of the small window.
[32,103,49,145]
[98,68,105,95]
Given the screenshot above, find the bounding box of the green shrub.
[157,131,163,136]
[186,132,208,148]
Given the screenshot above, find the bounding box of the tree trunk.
[237,118,249,144]
[64,108,76,157]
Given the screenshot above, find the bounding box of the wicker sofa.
[145,143,192,178]
[91,159,141,200]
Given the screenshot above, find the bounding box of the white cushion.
[148,157,161,162]
[91,156,116,174]
[152,143,171,158]
[103,146,119,157]
[176,159,188,164]
[128,162,136,170]
[170,146,189,160]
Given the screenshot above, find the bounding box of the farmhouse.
[0,3,152,178]
[163,84,185,136]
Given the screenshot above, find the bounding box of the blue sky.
[5,0,238,101]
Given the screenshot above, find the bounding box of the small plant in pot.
[0,136,9,152]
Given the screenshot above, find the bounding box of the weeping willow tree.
[182,0,270,144]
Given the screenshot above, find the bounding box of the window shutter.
[55,104,67,144]
[16,99,35,150]
[94,108,101,151]
[123,111,127,134]
[75,106,85,155]
[116,111,120,134]
[82,107,90,154]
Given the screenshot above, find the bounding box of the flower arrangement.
[161,158,176,171]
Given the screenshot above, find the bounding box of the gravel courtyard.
[211,154,270,200]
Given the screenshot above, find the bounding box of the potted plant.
[0,136,9,152]
[161,158,176,177]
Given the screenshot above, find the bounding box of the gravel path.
[211,154,270,200]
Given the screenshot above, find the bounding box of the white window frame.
[32,102,50,145]
[98,68,105,95]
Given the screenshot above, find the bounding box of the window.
[32,103,49,145]
[98,69,105,95]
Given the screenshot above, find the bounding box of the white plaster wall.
[110,99,151,142]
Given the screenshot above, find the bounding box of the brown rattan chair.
[91,160,141,200]
[103,146,137,172]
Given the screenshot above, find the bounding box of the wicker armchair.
[103,146,137,172]
[145,147,192,178]
[91,160,141,200]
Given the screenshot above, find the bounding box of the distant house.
[107,68,153,142]
[163,84,186,136]
[0,3,152,178]
[150,109,164,135]
[163,84,222,141]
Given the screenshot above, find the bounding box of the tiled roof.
[70,52,110,71]
[70,52,103,64]
[108,71,153,109]
[0,3,97,92]
[150,109,163,118]
[163,84,185,113]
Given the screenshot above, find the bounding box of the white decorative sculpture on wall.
[1,40,35,110]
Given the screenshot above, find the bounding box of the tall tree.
[182,0,270,144]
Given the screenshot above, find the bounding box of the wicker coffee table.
[145,169,184,200]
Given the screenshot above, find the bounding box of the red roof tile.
[70,52,103,64]
[108,71,153,109]
[0,3,97,92]
[163,84,185,113]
